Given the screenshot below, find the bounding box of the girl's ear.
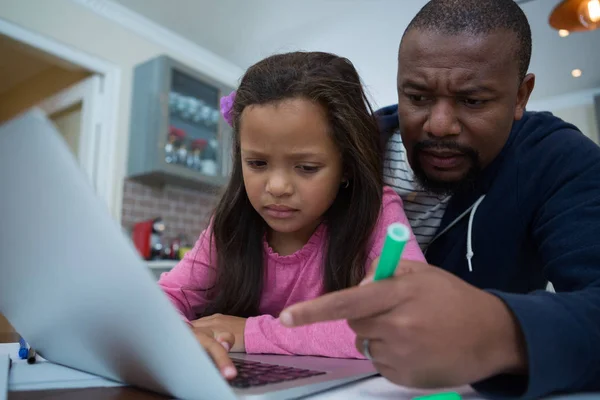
[341,173,351,189]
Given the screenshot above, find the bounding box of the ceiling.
[112,0,600,102]
[0,33,86,95]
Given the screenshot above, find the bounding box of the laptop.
[0,110,377,400]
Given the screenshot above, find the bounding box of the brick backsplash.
[121,179,220,244]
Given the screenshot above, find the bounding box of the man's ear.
[514,73,535,120]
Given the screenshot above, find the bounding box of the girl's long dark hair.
[203,51,383,318]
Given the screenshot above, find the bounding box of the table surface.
[0,333,477,400]
[2,333,599,400]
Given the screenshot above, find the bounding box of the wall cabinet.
[127,55,235,188]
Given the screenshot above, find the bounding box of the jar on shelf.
[175,133,188,165]
[165,126,184,164]
[201,138,219,176]
[187,138,208,171]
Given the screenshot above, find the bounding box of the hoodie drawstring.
[466,195,486,272]
[424,194,486,272]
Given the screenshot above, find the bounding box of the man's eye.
[408,94,429,103]
[462,98,487,107]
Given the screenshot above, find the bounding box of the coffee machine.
[132,218,166,260]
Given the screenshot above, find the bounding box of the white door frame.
[0,17,122,219]
[38,75,104,193]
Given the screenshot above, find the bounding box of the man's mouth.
[419,149,466,169]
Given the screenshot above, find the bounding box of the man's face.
[397,29,534,195]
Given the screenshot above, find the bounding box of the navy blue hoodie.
[376,105,600,399]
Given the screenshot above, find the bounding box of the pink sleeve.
[245,316,364,359]
[157,227,217,323]
[366,186,426,268]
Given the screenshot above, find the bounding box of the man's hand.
[279,260,528,388]
[193,314,247,353]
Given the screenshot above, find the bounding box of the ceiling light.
[571,68,583,77]
[550,0,600,32]
[580,0,600,25]
[559,29,570,36]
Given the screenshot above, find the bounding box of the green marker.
[373,223,411,281]
[413,392,462,400]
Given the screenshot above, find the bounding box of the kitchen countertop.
[146,260,178,269]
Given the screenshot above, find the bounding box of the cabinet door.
[162,69,223,177]
[220,118,234,178]
[128,55,235,188]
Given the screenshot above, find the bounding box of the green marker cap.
[413,392,462,400]
[373,222,410,281]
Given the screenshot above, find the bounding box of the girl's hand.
[192,314,247,353]
[189,325,237,380]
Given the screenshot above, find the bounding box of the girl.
[158,51,425,380]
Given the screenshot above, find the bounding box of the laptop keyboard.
[229,359,326,389]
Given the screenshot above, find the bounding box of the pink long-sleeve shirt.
[158,186,425,359]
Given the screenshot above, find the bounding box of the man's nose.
[425,100,461,138]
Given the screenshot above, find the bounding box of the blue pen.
[18,337,28,360]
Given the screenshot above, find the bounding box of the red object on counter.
[132,219,154,259]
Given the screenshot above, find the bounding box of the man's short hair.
[403,0,532,81]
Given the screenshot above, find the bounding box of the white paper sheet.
[0,343,123,391]
[0,354,9,400]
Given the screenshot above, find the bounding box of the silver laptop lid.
[0,110,236,400]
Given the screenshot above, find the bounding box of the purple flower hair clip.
[220,90,236,126]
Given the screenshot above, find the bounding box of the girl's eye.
[246,160,267,169]
[297,165,320,173]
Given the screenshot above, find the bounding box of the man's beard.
[411,140,482,197]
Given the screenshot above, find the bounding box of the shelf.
[128,169,228,191]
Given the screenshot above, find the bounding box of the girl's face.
[239,98,344,242]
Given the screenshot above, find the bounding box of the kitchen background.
[121,179,217,250]
[114,0,599,264]
[1,0,599,336]
[0,0,598,263]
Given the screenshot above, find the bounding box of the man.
[279,0,600,399]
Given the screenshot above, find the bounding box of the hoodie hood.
[375,104,400,136]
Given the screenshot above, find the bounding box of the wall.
[121,179,217,245]
[553,104,599,143]
[527,87,600,143]
[217,0,600,109]
[0,0,243,222]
